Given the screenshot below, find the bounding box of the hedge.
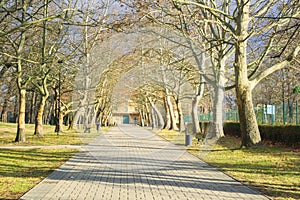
[223,122,300,145]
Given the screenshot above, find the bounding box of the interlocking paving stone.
[20,125,269,200]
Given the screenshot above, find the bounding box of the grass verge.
[157,129,300,200]
[0,148,78,199]
[0,122,109,146]
[0,122,110,199]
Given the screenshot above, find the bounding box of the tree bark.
[176,99,185,132]
[0,109,7,123]
[34,94,47,137]
[145,103,152,127]
[34,0,49,134]
[235,3,261,146]
[166,94,178,130]
[15,12,27,142]
[29,91,36,124]
[68,113,74,129]
[150,101,165,129]
[0,93,9,122]
[211,84,225,138]
[83,107,91,132]
[59,112,64,131]
[192,80,205,134]
[46,99,54,125]
[191,95,200,134]
[91,104,99,127]
[151,106,157,129]
[54,88,62,133]
[15,88,26,142]
[139,109,145,127]
[210,63,226,138]
[163,97,171,129]
[236,82,261,147]
[71,107,84,129]
[13,95,18,123]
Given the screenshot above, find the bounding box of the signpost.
[266,105,275,125]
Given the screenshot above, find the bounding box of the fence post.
[271,113,275,125]
[261,105,265,124]
[283,102,287,124]
[233,110,237,122]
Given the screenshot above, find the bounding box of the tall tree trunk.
[15,17,27,142]
[147,111,152,127]
[91,111,96,127]
[0,108,7,122]
[139,109,145,127]
[91,104,99,127]
[166,94,178,131]
[144,103,151,127]
[192,80,205,134]
[54,88,62,133]
[206,84,225,139]
[59,112,64,131]
[211,84,225,138]
[34,0,47,129]
[29,91,36,124]
[83,106,91,132]
[34,95,47,137]
[13,95,18,123]
[192,95,201,134]
[68,113,74,129]
[176,99,185,132]
[209,63,226,139]
[46,100,54,125]
[71,107,84,129]
[150,101,165,129]
[236,81,261,146]
[159,46,178,130]
[235,3,261,147]
[0,93,10,122]
[163,97,171,129]
[186,40,206,134]
[151,107,157,129]
[15,88,26,142]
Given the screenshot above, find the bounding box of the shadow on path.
[20,125,269,200]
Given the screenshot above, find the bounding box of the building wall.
[112,113,140,125]
[112,99,140,125]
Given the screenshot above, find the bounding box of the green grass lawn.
[157,130,300,200]
[0,122,109,199]
[0,122,108,146]
[0,148,78,199]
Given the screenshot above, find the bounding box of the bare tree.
[1,0,85,140]
[140,0,300,146]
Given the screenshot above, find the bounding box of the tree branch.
[250,46,300,89]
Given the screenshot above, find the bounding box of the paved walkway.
[20,125,269,200]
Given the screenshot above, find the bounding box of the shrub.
[259,125,300,145]
[222,122,300,145]
[223,122,241,137]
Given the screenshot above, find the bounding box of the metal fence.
[184,101,299,125]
